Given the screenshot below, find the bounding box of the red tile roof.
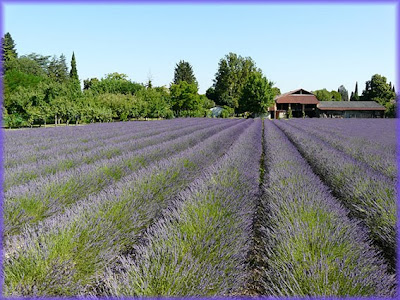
[275,88,319,105]
[276,94,319,104]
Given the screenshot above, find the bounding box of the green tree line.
[1,34,216,128]
[2,33,281,128]
[2,32,396,128]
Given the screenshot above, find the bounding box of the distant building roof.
[275,88,319,105]
[317,101,386,111]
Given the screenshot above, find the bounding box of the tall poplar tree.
[69,52,81,92]
[350,82,359,101]
[69,52,79,81]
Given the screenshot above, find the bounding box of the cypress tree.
[354,82,359,100]
[350,82,359,101]
[69,52,81,92]
[70,52,79,81]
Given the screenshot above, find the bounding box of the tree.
[330,90,342,101]
[313,89,341,101]
[350,82,360,101]
[69,52,79,81]
[272,87,281,97]
[205,87,217,103]
[173,60,197,86]
[212,52,259,109]
[313,89,332,101]
[7,56,47,77]
[83,73,143,95]
[361,74,396,106]
[69,52,81,92]
[47,54,69,84]
[1,32,17,62]
[170,81,202,115]
[135,88,173,119]
[83,78,100,90]
[4,59,47,96]
[239,71,275,115]
[338,85,349,101]
[24,53,51,73]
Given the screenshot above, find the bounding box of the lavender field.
[2,118,397,297]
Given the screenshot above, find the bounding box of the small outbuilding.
[210,106,224,117]
[317,101,385,118]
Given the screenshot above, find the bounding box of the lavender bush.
[287,119,397,180]
[4,119,252,296]
[4,119,241,236]
[5,119,221,189]
[4,118,209,168]
[3,117,397,297]
[102,120,262,296]
[4,118,212,170]
[274,120,397,272]
[257,120,395,296]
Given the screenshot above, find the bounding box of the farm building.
[317,101,385,118]
[269,88,385,118]
[270,89,319,119]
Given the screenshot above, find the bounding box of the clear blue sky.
[3,2,397,94]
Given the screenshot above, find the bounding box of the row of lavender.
[255,121,395,296]
[4,119,255,295]
[274,119,397,272]
[101,120,263,296]
[286,119,397,180]
[5,119,204,167]
[4,118,240,235]
[5,118,213,185]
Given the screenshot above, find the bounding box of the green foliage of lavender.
[4,119,240,235]
[257,121,395,296]
[287,119,397,180]
[102,120,262,296]
[3,118,397,297]
[274,120,397,271]
[4,119,252,296]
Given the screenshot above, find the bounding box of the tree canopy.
[239,71,276,115]
[173,60,197,86]
[361,74,396,104]
[361,74,396,117]
[170,81,214,117]
[2,32,396,127]
[1,32,17,63]
[211,52,259,109]
[313,89,342,101]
